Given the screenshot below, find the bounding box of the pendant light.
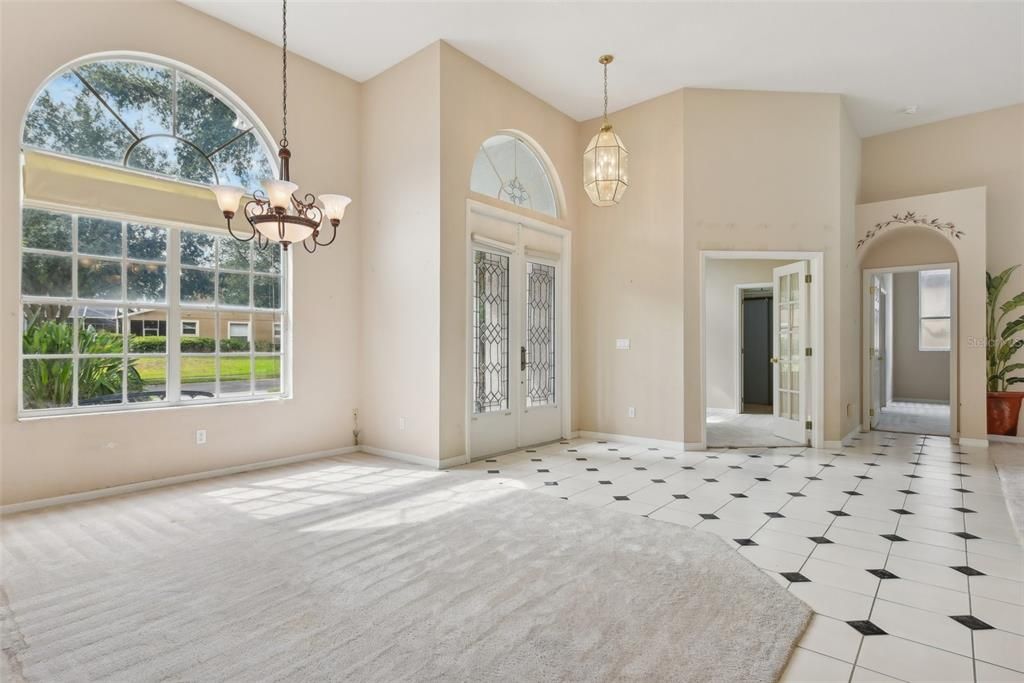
[211,0,351,252]
[583,55,629,207]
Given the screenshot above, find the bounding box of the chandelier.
[583,55,629,207]
[210,0,350,252]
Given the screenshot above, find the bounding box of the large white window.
[20,206,287,415]
[919,269,951,352]
[470,134,559,218]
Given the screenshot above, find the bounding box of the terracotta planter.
[987,392,1024,436]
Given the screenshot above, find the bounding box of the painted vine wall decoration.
[857,211,964,249]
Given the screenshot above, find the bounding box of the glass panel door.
[772,262,808,443]
[520,258,560,447]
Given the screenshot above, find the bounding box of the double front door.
[469,227,562,460]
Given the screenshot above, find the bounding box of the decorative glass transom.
[23,59,275,194]
[526,261,556,407]
[472,250,509,414]
[470,135,558,218]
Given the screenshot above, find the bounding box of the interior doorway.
[862,264,956,437]
[701,252,825,449]
[466,201,571,460]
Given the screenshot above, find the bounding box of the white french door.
[468,232,562,459]
[772,262,809,444]
[870,274,883,429]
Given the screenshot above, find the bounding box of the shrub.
[129,335,167,353]
[181,336,216,353]
[220,338,250,352]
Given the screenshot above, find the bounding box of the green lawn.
[135,357,280,384]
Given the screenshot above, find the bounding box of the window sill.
[17,393,292,422]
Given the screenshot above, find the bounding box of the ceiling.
[182,1,1023,137]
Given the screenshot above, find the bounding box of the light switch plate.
[616,338,631,350]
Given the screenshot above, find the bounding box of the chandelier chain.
[280,0,288,148]
[603,60,608,123]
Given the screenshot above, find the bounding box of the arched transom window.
[23,59,275,193]
[470,134,559,218]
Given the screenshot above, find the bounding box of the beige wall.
[575,90,686,441]
[1,1,361,505]
[359,44,442,460]
[891,271,951,402]
[682,89,855,444]
[438,43,581,461]
[839,104,863,439]
[704,260,787,411]
[860,104,1024,399]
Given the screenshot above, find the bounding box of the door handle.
[770,357,780,364]
[521,346,527,371]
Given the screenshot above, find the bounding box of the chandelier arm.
[302,236,318,254]
[313,222,338,247]
[228,207,256,243]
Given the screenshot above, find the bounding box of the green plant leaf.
[1007,377,1024,386]
[1002,315,1024,340]
[1001,292,1024,315]
[988,265,1019,306]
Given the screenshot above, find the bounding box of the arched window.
[23,59,275,192]
[470,134,559,218]
[20,57,287,416]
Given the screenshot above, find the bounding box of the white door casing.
[772,261,809,444]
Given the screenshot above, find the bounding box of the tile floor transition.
[876,401,952,437]
[707,408,805,448]
[457,431,1024,683]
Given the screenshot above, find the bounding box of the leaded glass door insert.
[472,250,509,414]
[526,261,556,407]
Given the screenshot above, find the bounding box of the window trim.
[181,319,199,336]
[918,269,952,352]
[227,320,252,341]
[18,200,292,419]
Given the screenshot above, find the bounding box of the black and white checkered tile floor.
[458,431,1024,682]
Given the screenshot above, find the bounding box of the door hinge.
[869,408,875,417]
[805,420,813,430]
[805,274,812,284]
[805,347,812,357]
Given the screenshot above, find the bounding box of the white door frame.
[464,199,572,460]
[734,282,773,413]
[861,262,958,439]
[700,250,825,449]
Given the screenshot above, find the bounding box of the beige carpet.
[1,455,810,682]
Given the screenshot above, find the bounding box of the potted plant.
[987,265,1024,436]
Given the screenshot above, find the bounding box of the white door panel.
[772,262,809,444]
[520,259,560,447]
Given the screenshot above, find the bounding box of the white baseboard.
[958,437,990,448]
[684,442,706,450]
[1,445,360,516]
[359,446,469,470]
[824,425,863,449]
[985,434,1022,445]
[893,397,950,405]
[576,430,687,451]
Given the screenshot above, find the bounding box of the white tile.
[779,647,853,682]
[850,666,907,682]
[789,582,874,621]
[888,540,967,567]
[974,629,1024,673]
[970,595,1024,636]
[811,542,888,569]
[971,575,1024,606]
[875,578,971,615]
[801,557,881,597]
[869,599,973,656]
[797,613,863,664]
[856,635,975,683]
[737,545,808,572]
[975,661,1024,682]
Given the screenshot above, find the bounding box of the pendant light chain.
[280,0,288,148]
[603,60,609,124]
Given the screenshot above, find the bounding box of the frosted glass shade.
[211,185,245,215]
[319,194,352,224]
[262,179,299,210]
[254,220,315,245]
[583,126,629,207]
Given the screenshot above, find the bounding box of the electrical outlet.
[628,406,636,418]
[399,417,406,431]
[616,338,631,350]
[196,429,207,445]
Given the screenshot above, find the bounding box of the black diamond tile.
[575,457,587,461]
[682,466,696,470]
[775,465,789,469]
[867,568,899,579]
[613,495,630,501]
[485,459,497,462]
[847,620,887,636]
[649,447,659,451]
[530,458,542,462]
[843,490,863,496]
[808,536,833,544]
[664,455,676,460]
[788,492,806,497]
[951,531,980,540]
[873,452,888,457]
[729,465,743,470]
[599,480,613,485]
[952,488,973,493]
[898,489,919,495]
[954,473,970,477]
[879,444,892,448]
[865,463,880,467]
[704,478,719,483]
[526,450,537,454]
[951,565,985,576]
[755,477,771,482]
[730,493,748,499]
[856,475,873,480]
[949,615,994,630]
[780,572,810,583]
[568,449,578,453]
[748,454,762,459]
[881,534,907,542]
[952,507,976,514]
[634,467,648,471]
[619,456,631,460]
[891,509,913,515]
[651,479,666,484]
[822,463,836,467]
[544,482,558,486]
[699,513,719,520]
[734,538,758,546]
[487,470,500,474]
[537,469,550,473]
[829,510,851,517]
[806,476,822,481]
[764,512,785,518]
[559,441,570,445]
[904,474,922,479]
[707,455,720,459]
[672,494,689,499]
[586,467,599,472]
[597,440,607,444]
[609,448,619,452]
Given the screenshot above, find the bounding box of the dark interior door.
[743,297,773,407]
